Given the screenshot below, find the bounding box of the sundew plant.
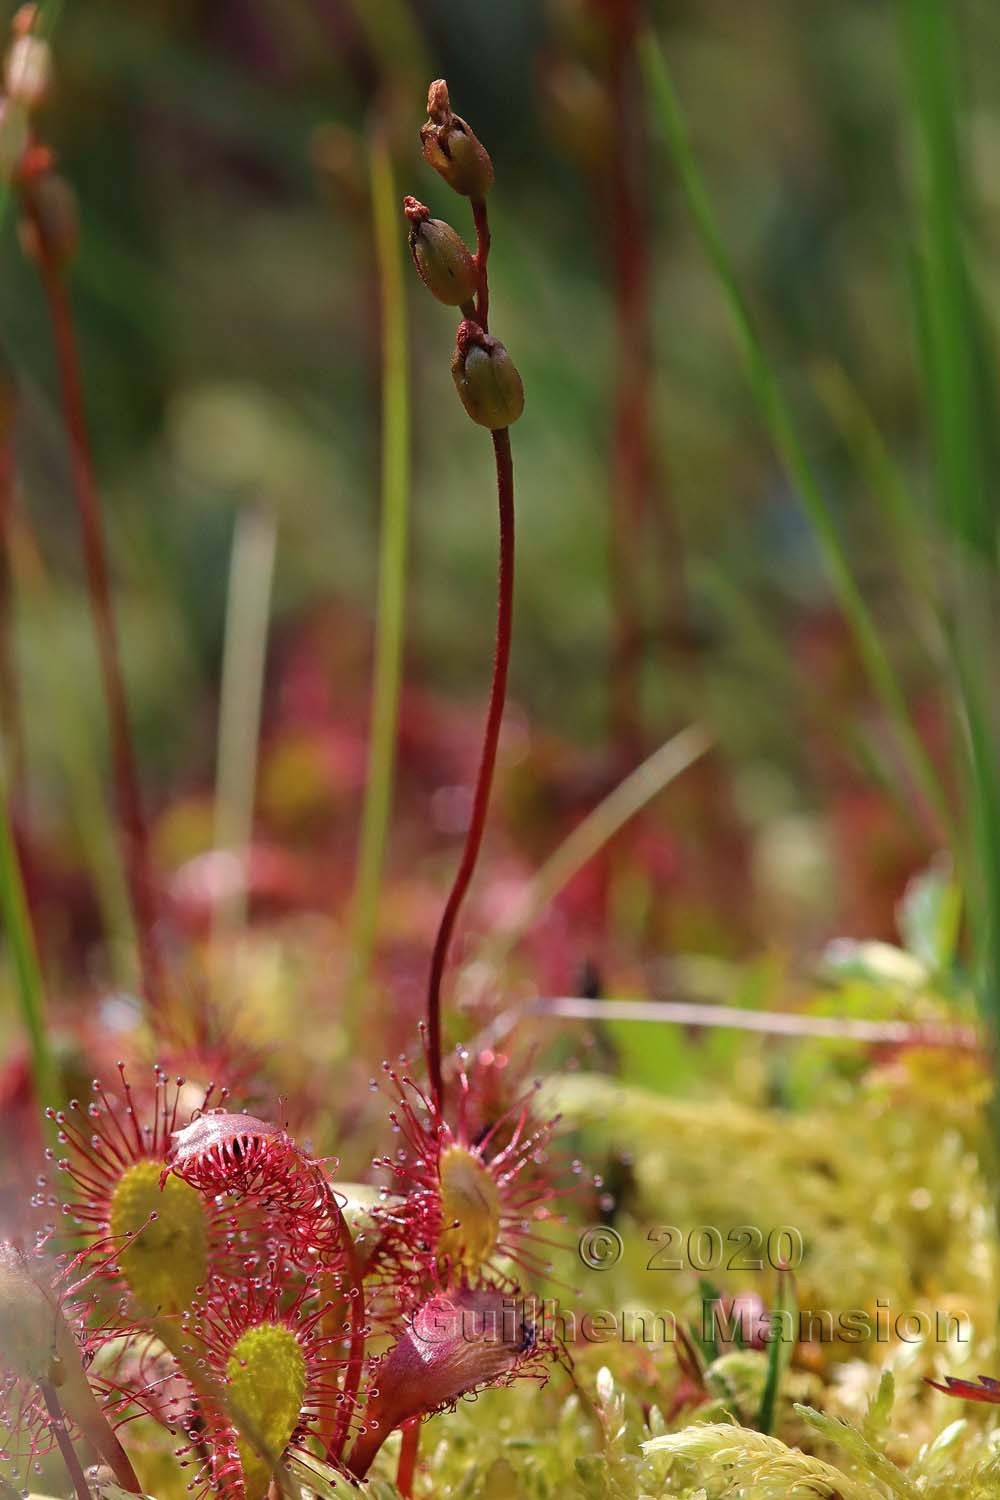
[3,3,1000,1499]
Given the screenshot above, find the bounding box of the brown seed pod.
[451,320,524,430]
[404,196,477,307]
[420,79,494,200]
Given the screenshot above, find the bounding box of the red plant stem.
[472,197,491,330]
[26,207,166,1015]
[425,427,514,1110]
[0,442,24,798]
[325,1184,368,1461]
[395,1419,420,1497]
[39,1383,94,1500]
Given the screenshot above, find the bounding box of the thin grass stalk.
[473,722,712,977]
[756,1269,796,1435]
[349,132,410,991]
[0,777,57,1114]
[639,29,955,852]
[811,360,939,620]
[899,0,1000,1162]
[12,512,133,981]
[0,439,24,799]
[211,505,277,948]
[900,0,990,553]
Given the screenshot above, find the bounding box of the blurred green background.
[6,0,992,968]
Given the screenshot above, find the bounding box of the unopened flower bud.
[420,79,494,200]
[5,33,51,111]
[451,320,524,430]
[18,169,78,269]
[404,195,477,307]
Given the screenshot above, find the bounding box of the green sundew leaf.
[756,1271,796,1436]
[639,27,956,854]
[897,860,962,973]
[795,1404,921,1499]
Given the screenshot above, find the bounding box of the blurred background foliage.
[3,0,993,987]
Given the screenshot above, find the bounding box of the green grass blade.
[898,1,1000,1093]
[639,29,955,851]
[900,0,993,553]
[475,723,712,977]
[348,133,411,989]
[212,506,277,944]
[0,786,57,1113]
[811,360,939,621]
[756,1269,796,1436]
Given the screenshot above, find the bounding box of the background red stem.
[27,209,166,1016]
[0,442,24,799]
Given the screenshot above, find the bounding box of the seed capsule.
[404,196,477,307]
[420,78,494,200]
[451,320,524,430]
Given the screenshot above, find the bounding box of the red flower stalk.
[171,1256,357,1500]
[423,426,514,1109]
[406,80,523,1112]
[372,1039,567,1299]
[347,1285,549,1478]
[48,1065,232,1318]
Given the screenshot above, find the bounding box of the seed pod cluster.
[404,80,524,431]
